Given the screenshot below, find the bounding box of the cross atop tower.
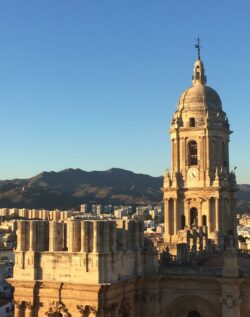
[195,37,201,60]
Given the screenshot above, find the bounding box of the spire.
[192,37,207,85]
[195,36,201,60]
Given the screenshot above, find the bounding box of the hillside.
[0,168,249,212]
[0,168,163,209]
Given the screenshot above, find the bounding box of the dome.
[177,58,222,113]
[178,83,222,112]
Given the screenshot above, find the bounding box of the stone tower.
[163,53,237,253]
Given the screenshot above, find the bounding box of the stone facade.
[8,55,250,317]
[163,58,237,254]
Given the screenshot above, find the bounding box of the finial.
[195,36,201,60]
[192,37,206,85]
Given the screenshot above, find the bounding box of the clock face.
[187,167,198,180]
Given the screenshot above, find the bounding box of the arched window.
[190,208,198,226]
[188,141,198,165]
[202,215,207,226]
[188,310,201,317]
[189,117,196,127]
[181,215,186,229]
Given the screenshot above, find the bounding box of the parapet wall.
[0,208,71,220]
[14,219,145,284]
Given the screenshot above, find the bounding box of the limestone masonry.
[8,54,250,317]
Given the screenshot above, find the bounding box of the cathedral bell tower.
[164,48,237,252]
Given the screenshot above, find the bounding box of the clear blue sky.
[0,0,249,183]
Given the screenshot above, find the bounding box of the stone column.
[176,135,180,171]
[185,201,190,228]
[207,198,211,234]
[29,221,36,251]
[198,201,203,227]
[49,221,56,252]
[68,221,81,252]
[93,221,101,252]
[76,305,85,317]
[171,139,175,172]
[173,199,178,235]
[199,136,203,171]
[139,221,144,248]
[16,221,27,251]
[14,301,22,317]
[109,221,116,252]
[89,306,98,317]
[221,280,242,317]
[215,198,220,231]
[205,135,209,172]
[81,221,88,252]
[164,199,170,240]
[103,221,110,253]
[133,221,139,249]
[24,302,33,317]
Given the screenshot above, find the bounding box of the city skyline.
[0,1,249,183]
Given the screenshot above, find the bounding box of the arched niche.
[188,140,198,166]
[164,295,219,317]
[190,207,198,226]
[188,311,201,317]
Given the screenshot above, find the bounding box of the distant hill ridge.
[0,168,163,209]
[0,168,249,212]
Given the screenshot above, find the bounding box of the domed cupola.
[171,48,228,130]
[177,58,222,113]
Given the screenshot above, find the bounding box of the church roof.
[177,58,222,113]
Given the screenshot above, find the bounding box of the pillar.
[103,221,110,253]
[81,221,89,252]
[49,221,64,252]
[24,302,33,317]
[164,199,170,240]
[215,198,220,231]
[176,135,180,171]
[76,305,85,317]
[133,221,139,249]
[207,198,211,234]
[16,221,27,251]
[109,221,116,252]
[185,201,190,229]
[173,199,178,235]
[221,281,241,317]
[199,136,203,171]
[171,139,175,171]
[93,221,101,252]
[198,201,203,227]
[29,221,37,251]
[68,221,81,252]
[139,220,144,248]
[14,301,22,317]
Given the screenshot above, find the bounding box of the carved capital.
[24,301,33,311]
[76,305,85,313]
[13,300,23,310]
[88,305,97,313]
[45,301,70,316]
[220,295,241,308]
[76,305,97,316]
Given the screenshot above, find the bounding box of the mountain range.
[0,168,249,212]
